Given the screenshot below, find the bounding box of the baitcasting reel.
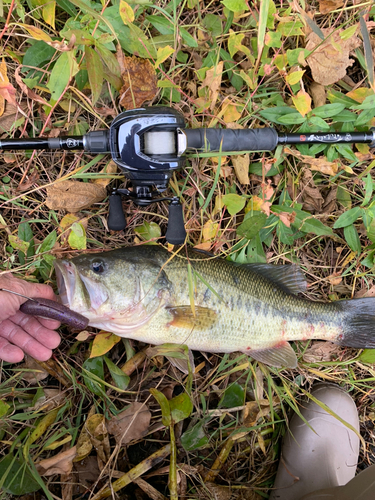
[1,106,375,244]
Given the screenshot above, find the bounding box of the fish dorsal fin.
[242,263,307,295]
[246,342,297,369]
[166,306,217,329]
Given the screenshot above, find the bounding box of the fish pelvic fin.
[244,342,297,369]
[336,297,375,348]
[166,306,217,329]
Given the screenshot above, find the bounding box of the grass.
[1,0,375,498]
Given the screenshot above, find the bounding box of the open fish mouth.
[54,259,79,309]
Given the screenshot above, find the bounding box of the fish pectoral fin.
[167,349,195,375]
[166,306,217,329]
[246,342,297,369]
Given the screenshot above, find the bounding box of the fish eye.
[91,260,106,274]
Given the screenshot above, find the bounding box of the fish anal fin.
[245,342,297,369]
[242,263,307,295]
[166,306,217,329]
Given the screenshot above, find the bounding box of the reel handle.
[165,198,186,245]
[107,193,127,231]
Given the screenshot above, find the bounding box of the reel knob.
[108,192,127,231]
[165,198,186,245]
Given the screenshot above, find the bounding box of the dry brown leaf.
[319,0,344,14]
[30,388,67,412]
[355,285,375,298]
[201,62,224,111]
[309,82,327,108]
[299,169,324,212]
[119,55,158,109]
[106,402,151,446]
[306,29,361,85]
[85,414,110,464]
[19,356,49,383]
[285,147,339,176]
[73,456,101,495]
[327,272,342,286]
[15,67,49,106]
[36,446,77,476]
[278,211,296,228]
[45,180,107,212]
[232,154,250,185]
[201,483,232,500]
[94,160,118,188]
[303,341,339,363]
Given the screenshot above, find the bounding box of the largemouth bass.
[54,246,375,368]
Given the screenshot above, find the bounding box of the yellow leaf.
[60,213,79,230]
[119,0,134,25]
[232,154,250,184]
[346,87,374,103]
[90,332,121,358]
[154,45,175,68]
[286,70,305,86]
[42,1,56,29]
[202,220,218,241]
[19,23,53,42]
[274,54,287,70]
[222,102,242,123]
[0,60,8,117]
[292,90,312,117]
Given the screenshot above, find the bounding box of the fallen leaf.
[36,446,77,476]
[90,331,121,358]
[106,402,151,446]
[284,147,339,176]
[355,285,375,298]
[0,59,17,108]
[85,414,110,464]
[19,356,49,383]
[30,389,67,412]
[327,272,342,286]
[201,62,224,111]
[93,161,119,188]
[119,55,158,109]
[319,0,344,14]
[346,87,374,103]
[75,330,92,341]
[306,28,361,85]
[73,456,101,494]
[299,169,324,212]
[222,102,242,123]
[303,341,339,363]
[14,67,49,106]
[45,180,107,212]
[232,154,250,184]
[309,82,327,108]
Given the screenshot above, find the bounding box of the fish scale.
[54,246,375,369]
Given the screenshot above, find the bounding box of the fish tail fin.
[337,298,375,348]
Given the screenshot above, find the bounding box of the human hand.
[0,274,61,363]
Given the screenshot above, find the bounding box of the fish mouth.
[54,259,79,309]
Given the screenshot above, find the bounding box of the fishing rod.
[1,106,374,244]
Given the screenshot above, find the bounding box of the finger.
[0,319,57,362]
[38,317,61,330]
[0,337,25,363]
[11,311,61,350]
[0,274,57,313]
